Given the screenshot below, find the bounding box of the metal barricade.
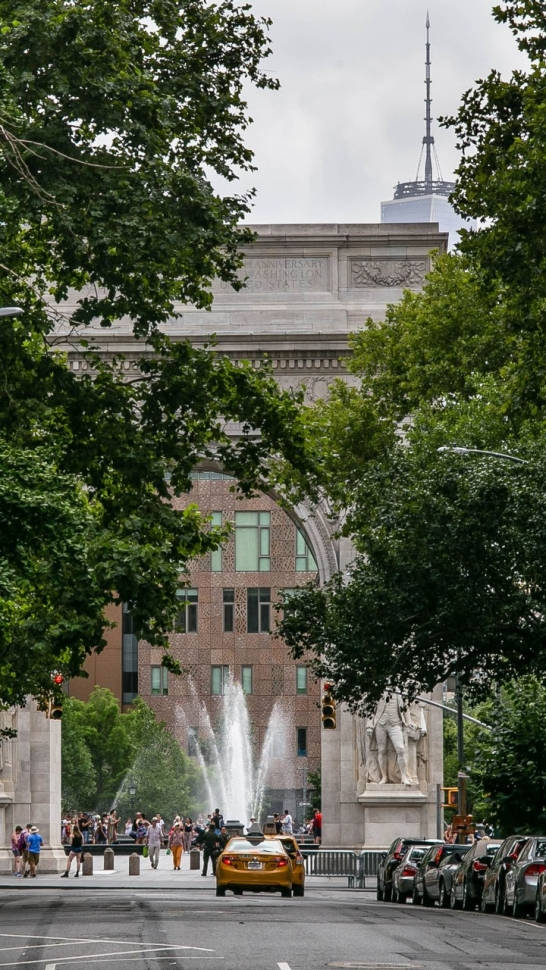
[304,849,358,883]
[353,850,386,888]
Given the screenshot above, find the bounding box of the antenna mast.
[423,11,433,190]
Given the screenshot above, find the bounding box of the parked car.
[480,835,528,914]
[505,836,546,918]
[392,845,428,903]
[413,842,470,907]
[450,839,500,911]
[534,868,546,923]
[377,837,440,902]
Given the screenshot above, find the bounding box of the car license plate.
[247,860,263,870]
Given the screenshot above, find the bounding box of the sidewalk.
[0,851,369,892]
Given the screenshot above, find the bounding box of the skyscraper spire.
[390,13,454,201]
[423,11,433,190]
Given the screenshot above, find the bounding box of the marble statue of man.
[366,692,414,786]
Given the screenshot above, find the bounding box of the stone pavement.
[0,850,363,891]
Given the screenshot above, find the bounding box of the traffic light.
[48,699,63,720]
[321,683,336,729]
[48,673,64,719]
[442,786,458,808]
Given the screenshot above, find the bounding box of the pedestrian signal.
[442,786,458,808]
[321,683,336,729]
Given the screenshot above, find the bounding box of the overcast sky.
[230,0,524,224]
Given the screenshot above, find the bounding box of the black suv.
[377,837,440,902]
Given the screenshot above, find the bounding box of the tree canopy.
[278,0,546,713]
[0,1,317,711]
[62,688,202,819]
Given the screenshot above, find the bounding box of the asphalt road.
[0,888,544,970]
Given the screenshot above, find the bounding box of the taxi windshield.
[228,839,285,854]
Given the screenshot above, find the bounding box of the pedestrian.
[20,823,32,877]
[183,817,193,852]
[169,821,184,871]
[273,813,282,834]
[26,826,44,878]
[311,809,322,845]
[95,815,107,844]
[60,824,84,878]
[135,813,149,844]
[147,817,162,869]
[218,826,230,850]
[201,822,220,877]
[10,825,23,877]
[281,809,293,835]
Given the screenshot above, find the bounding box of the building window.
[235,511,270,571]
[188,726,199,757]
[210,512,222,572]
[223,588,234,632]
[122,604,138,704]
[247,587,270,633]
[241,665,253,695]
[190,470,235,480]
[175,588,198,632]
[296,666,307,694]
[211,665,230,696]
[151,665,168,696]
[296,528,317,572]
[297,727,307,757]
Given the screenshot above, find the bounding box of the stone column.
[0,701,65,873]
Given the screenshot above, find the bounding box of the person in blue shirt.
[26,826,44,878]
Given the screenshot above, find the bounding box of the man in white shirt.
[281,810,293,835]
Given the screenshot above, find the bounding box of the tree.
[121,698,202,820]
[0,0,280,335]
[0,2,318,709]
[278,1,546,711]
[470,677,546,836]
[280,434,545,712]
[61,688,202,818]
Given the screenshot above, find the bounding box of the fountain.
[177,676,290,824]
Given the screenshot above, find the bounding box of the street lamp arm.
[437,445,527,464]
[415,694,492,731]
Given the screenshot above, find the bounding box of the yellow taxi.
[215,837,293,897]
[266,834,306,896]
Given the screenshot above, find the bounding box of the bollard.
[129,852,140,876]
[103,846,115,871]
[82,853,93,877]
[190,847,201,871]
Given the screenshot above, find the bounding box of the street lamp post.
[437,443,528,826]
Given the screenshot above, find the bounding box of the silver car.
[505,836,546,917]
[392,845,427,903]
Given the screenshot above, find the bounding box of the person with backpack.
[10,826,23,877]
[26,826,44,878]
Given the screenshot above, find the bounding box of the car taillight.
[434,849,443,865]
[276,857,288,867]
[472,860,488,872]
[222,856,233,865]
[525,863,546,877]
[393,841,403,860]
[401,865,416,877]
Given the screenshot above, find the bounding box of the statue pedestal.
[358,783,427,805]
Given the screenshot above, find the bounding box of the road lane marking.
[45,965,56,970]
[0,948,215,968]
[277,964,292,970]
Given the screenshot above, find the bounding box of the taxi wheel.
[215,887,225,897]
[281,887,292,898]
[535,892,546,923]
[293,886,304,897]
